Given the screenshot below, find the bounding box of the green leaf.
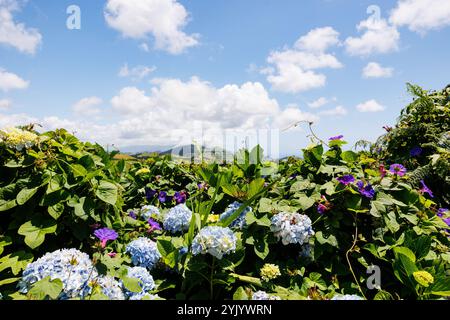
[293,194,315,211]
[393,253,418,286]
[370,201,386,218]
[0,199,17,212]
[48,203,64,220]
[28,277,63,300]
[0,251,33,275]
[122,276,142,293]
[233,287,249,300]
[374,290,394,300]
[315,231,338,247]
[71,164,87,178]
[18,219,57,249]
[95,181,118,205]
[430,276,450,296]
[0,277,20,286]
[304,272,327,290]
[157,239,176,268]
[393,247,416,263]
[0,236,12,256]
[247,178,265,199]
[254,235,269,260]
[16,187,39,205]
[341,151,358,163]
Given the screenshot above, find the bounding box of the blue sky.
[1,0,450,157]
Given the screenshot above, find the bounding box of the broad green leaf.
[122,276,142,293]
[341,151,358,163]
[28,277,63,300]
[0,277,20,286]
[95,181,118,205]
[17,187,39,205]
[233,287,249,300]
[0,251,33,275]
[18,219,57,249]
[393,247,416,263]
[0,199,17,212]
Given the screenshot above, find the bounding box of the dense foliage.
[0,85,449,301]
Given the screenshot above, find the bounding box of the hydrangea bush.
[0,85,449,300]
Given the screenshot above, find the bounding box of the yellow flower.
[260,263,281,282]
[136,168,150,175]
[207,214,220,224]
[0,127,38,151]
[413,271,434,287]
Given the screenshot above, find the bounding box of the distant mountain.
[117,144,173,154]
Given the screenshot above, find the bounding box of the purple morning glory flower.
[410,146,423,157]
[317,204,328,214]
[337,175,355,186]
[148,218,162,232]
[145,188,157,200]
[158,191,168,203]
[356,181,375,199]
[419,180,434,198]
[443,217,450,227]
[329,135,344,141]
[389,164,407,177]
[174,191,187,204]
[438,208,449,218]
[94,228,118,248]
[128,211,137,220]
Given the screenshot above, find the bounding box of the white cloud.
[308,97,330,109]
[0,68,29,91]
[0,0,42,54]
[390,0,450,33]
[1,77,311,149]
[318,105,348,116]
[104,0,199,54]
[356,99,386,112]
[345,16,400,56]
[362,62,394,78]
[72,97,103,116]
[294,26,340,53]
[119,64,156,81]
[273,106,319,131]
[0,98,11,110]
[264,27,342,93]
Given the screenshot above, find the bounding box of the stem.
[345,213,367,299]
[210,257,216,300]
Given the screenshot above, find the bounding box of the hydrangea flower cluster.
[191,226,237,259]
[17,249,97,300]
[163,204,192,233]
[219,201,252,229]
[141,205,161,220]
[270,212,315,246]
[260,264,281,282]
[82,276,125,300]
[122,267,155,300]
[331,294,364,300]
[252,291,281,300]
[0,127,39,151]
[126,237,161,270]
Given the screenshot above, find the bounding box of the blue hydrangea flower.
[141,205,161,220]
[191,226,237,259]
[252,291,281,300]
[122,267,155,300]
[299,243,313,260]
[270,212,315,246]
[219,201,252,230]
[82,276,125,300]
[126,237,161,270]
[331,294,364,300]
[17,249,97,300]
[163,204,192,233]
